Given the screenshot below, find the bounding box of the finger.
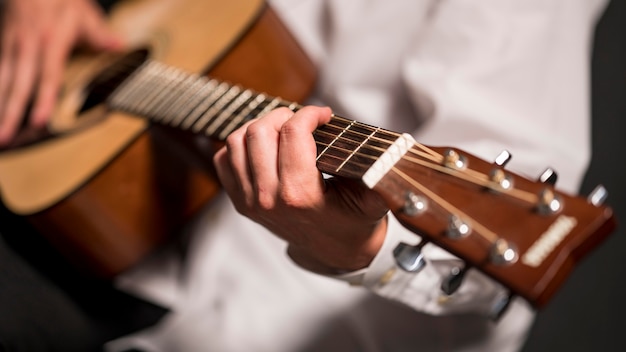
[245,107,295,209]
[219,119,256,209]
[0,30,39,144]
[0,23,17,120]
[78,1,124,50]
[30,16,77,126]
[213,146,240,202]
[277,106,332,196]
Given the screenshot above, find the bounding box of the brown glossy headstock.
[374,144,616,308]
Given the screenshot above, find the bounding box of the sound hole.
[80,48,151,114]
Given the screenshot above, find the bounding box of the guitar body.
[0,0,316,278]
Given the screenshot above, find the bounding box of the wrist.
[287,215,389,274]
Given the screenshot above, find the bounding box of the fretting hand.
[0,0,123,145]
[213,106,390,274]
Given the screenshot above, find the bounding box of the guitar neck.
[105,54,413,182]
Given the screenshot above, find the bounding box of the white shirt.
[106,0,606,351]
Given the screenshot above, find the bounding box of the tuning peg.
[393,241,427,273]
[538,167,558,186]
[489,292,514,321]
[494,150,512,167]
[489,239,518,265]
[588,185,609,206]
[443,149,467,170]
[536,188,562,215]
[403,192,428,216]
[441,265,469,295]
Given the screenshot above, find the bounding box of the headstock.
[373,142,616,311]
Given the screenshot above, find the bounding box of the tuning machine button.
[494,150,512,167]
[538,167,558,186]
[393,241,427,273]
[441,265,469,296]
[588,185,609,206]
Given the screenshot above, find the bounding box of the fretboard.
[105,59,411,183]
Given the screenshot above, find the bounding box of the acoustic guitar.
[0,0,315,277]
[0,0,616,310]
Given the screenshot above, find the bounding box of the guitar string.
[105,59,441,160]
[316,124,441,163]
[390,166,500,244]
[315,139,537,204]
[99,59,443,161]
[100,59,538,205]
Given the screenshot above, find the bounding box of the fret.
[334,127,380,173]
[204,89,253,136]
[314,116,399,180]
[142,66,189,120]
[257,97,282,117]
[218,93,266,140]
[191,85,242,133]
[105,57,411,187]
[166,77,217,127]
[110,61,163,111]
[316,120,355,163]
[126,63,176,115]
[179,81,230,131]
[155,73,206,125]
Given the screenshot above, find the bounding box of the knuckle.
[278,186,309,210]
[255,189,276,212]
[245,120,270,141]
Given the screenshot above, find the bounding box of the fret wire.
[316,128,437,162]
[323,121,399,146]
[334,127,379,173]
[167,77,218,127]
[315,129,387,157]
[257,97,282,118]
[110,61,162,110]
[321,122,441,162]
[106,60,531,205]
[331,115,399,138]
[143,65,189,120]
[328,115,445,159]
[163,76,217,127]
[315,140,377,169]
[179,82,230,130]
[129,63,177,113]
[316,120,355,162]
[104,59,533,206]
[124,63,178,116]
[204,89,253,136]
[191,85,242,133]
[218,93,266,140]
[155,73,207,125]
[108,60,157,109]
